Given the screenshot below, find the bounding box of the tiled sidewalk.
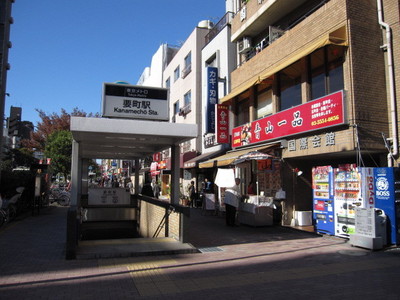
[0,204,399,299]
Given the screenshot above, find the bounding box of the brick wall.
[230,0,393,158]
[138,199,184,241]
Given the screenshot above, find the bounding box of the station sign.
[102,82,169,121]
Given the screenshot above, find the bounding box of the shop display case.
[238,196,274,226]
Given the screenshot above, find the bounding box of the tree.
[44,130,72,180]
[22,108,99,152]
[0,146,36,171]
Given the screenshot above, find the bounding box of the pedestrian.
[141,181,154,197]
[126,180,133,194]
[224,178,241,226]
[112,177,119,188]
[204,178,213,193]
[152,180,160,199]
[188,181,196,207]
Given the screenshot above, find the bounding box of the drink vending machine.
[312,166,335,235]
[373,167,400,245]
[312,165,399,245]
[333,164,363,238]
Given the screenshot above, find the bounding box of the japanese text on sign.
[232,90,345,147]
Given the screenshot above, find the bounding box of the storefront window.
[257,89,273,119]
[279,60,302,111]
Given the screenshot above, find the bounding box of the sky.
[6,0,226,126]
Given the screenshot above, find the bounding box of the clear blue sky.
[6,0,226,126]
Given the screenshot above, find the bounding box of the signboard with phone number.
[232,90,345,148]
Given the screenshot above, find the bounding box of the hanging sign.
[206,67,218,133]
[216,104,229,144]
[102,83,169,120]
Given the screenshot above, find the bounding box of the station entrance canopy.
[70,116,198,160]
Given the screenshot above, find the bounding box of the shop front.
[199,142,284,224]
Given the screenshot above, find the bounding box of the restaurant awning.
[199,143,279,168]
[183,149,226,169]
[220,25,348,104]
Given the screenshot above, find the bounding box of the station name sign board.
[102,83,169,121]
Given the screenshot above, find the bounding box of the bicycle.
[0,196,8,228]
[0,187,25,226]
[47,187,71,206]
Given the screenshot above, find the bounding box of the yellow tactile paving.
[105,256,400,297]
[127,261,180,297]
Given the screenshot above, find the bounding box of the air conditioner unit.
[238,37,252,54]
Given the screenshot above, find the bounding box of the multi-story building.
[199,0,399,226]
[0,0,14,181]
[137,44,179,87]
[155,21,214,195]
[182,10,237,193]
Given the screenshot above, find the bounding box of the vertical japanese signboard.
[102,83,169,120]
[206,67,218,133]
[216,104,229,144]
[232,90,346,147]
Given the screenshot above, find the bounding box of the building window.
[174,66,180,82]
[236,98,250,126]
[174,101,179,115]
[184,90,191,106]
[327,45,344,94]
[165,77,170,88]
[257,88,273,119]
[310,45,345,100]
[310,48,326,100]
[182,52,192,78]
[279,60,302,111]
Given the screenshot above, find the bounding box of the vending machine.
[312,166,335,235]
[333,164,363,238]
[374,167,400,245]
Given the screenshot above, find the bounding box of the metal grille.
[198,247,224,253]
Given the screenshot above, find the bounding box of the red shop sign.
[232,90,345,147]
[216,104,230,144]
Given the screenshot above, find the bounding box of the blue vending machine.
[312,166,335,235]
[374,167,400,245]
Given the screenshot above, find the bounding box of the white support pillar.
[70,140,82,207]
[170,144,180,205]
[81,159,89,196]
[135,158,140,195]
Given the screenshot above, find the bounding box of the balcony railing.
[205,12,234,45]
[179,103,192,116]
[239,26,286,65]
[238,0,329,67]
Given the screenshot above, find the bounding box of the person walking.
[152,180,160,199]
[141,181,154,197]
[224,178,241,226]
[188,181,196,207]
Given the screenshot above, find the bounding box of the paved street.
[0,204,399,299]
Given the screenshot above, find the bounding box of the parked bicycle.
[0,196,8,227]
[0,187,25,227]
[47,185,71,206]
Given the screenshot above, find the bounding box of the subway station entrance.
[66,116,198,259]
